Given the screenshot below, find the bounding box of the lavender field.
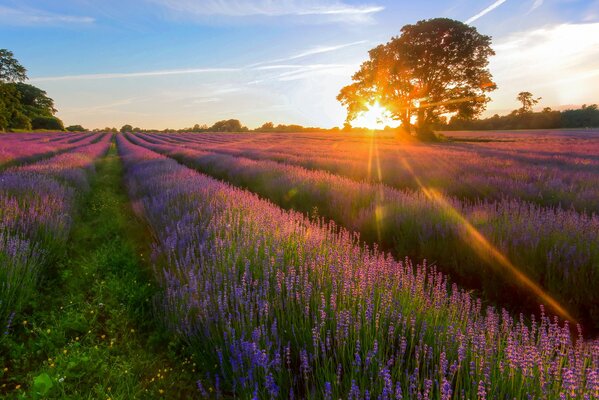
[1,131,598,399]
[4,2,599,396]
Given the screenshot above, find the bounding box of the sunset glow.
[351,102,400,130]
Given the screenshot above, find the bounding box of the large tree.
[0,49,64,131]
[120,124,133,133]
[517,91,541,114]
[0,85,24,130]
[210,119,247,132]
[338,18,496,136]
[11,83,57,118]
[0,49,27,83]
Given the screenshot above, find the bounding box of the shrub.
[66,125,86,132]
[31,116,64,131]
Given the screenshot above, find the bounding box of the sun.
[351,102,400,130]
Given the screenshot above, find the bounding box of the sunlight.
[396,157,576,324]
[352,102,400,130]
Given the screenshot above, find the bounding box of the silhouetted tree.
[444,104,599,130]
[338,18,496,137]
[257,122,275,132]
[120,124,133,133]
[562,104,599,128]
[209,119,247,132]
[517,91,541,114]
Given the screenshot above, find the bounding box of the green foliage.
[66,125,86,132]
[0,83,21,131]
[31,116,64,131]
[0,49,27,83]
[338,18,496,134]
[32,373,53,397]
[11,83,57,118]
[10,111,32,130]
[0,50,61,132]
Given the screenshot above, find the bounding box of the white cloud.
[0,5,94,25]
[151,0,383,23]
[466,0,508,24]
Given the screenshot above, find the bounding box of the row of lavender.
[0,132,97,170]
[118,135,598,399]
[0,134,110,336]
[151,131,599,214]
[130,133,599,333]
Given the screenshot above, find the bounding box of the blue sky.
[2,0,598,129]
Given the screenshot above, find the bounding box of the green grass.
[0,143,198,399]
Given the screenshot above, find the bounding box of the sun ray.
[397,157,576,324]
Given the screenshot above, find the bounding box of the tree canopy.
[66,125,86,132]
[0,49,66,131]
[0,49,27,83]
[338,18,496,136]
[120,124,133,133]
[11,83,57,118]
[445,103,599,130]
[209,119,248,132]
[31,116,64,131]
[517,91,541,114]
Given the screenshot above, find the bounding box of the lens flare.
[352,102,400,130]
[396,157,576,324]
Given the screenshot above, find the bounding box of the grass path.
[1,142,198,399]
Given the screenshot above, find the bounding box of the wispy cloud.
[30,63,356,83]
[274,64,354,81]
[31,39,365,82]
[0,5,94,25]
[30,67,241,82]
[249,40,368,67]
[489,22,599,110]
[466,0,508,24]
[151,0,383,23]
[530,0,544,12]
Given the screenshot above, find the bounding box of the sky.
[2,0,599,129]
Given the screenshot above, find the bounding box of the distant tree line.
[444,92,599,130]
[115,119,341,134]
